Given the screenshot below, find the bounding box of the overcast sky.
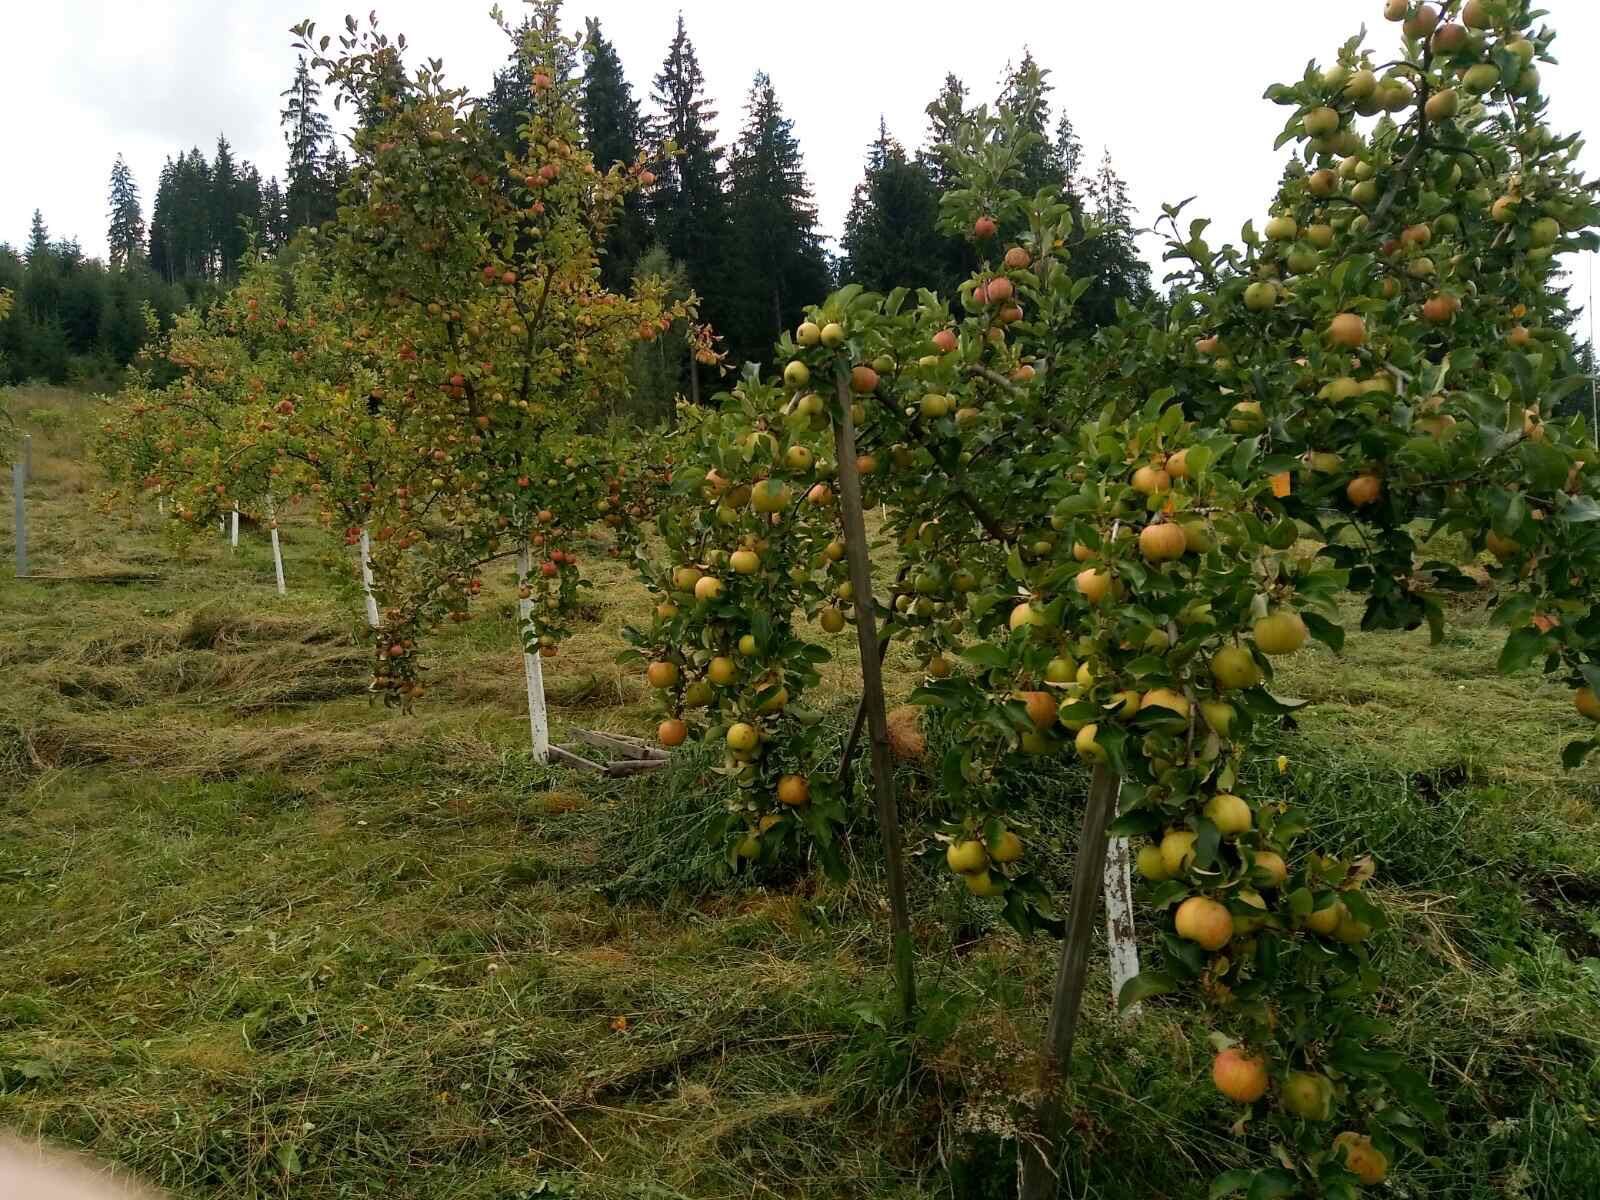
[4,0,1597,327]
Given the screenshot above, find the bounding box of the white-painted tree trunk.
[230,504,240,548]
[517,549,551,764]
[359,528,380,628]
[1103,802,1142,1018]
[266,493,286,596]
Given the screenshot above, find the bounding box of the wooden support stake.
[518,548,551,764]
[12,461,26,579]
[1103,825,1142,1018]
[1019,763,1120,1200]
[833,365,915,1019]
[266,493,287,596]
[359,528,380,629]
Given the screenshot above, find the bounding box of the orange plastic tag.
[1270,472,1292,498]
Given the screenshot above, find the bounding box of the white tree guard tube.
[1103,807,1142,1019]
[230,504,240,547]
[266,493,287,596]
[517,548,551,763]
[359,528,381,628]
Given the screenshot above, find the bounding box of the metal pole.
[832,365,915,1018]
[230,504,240,548]
[21,434,31,483]
[12,462,26,579]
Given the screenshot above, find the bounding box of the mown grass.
[1,386,1598,1199]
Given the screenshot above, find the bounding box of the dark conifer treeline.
[3,7,1152,397]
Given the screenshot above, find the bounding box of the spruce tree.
[280,55,335,232]
[106,156,146,270]
[724,72,829,365]
[581,17,649,290]
[1079,149,1152,322]
[25,211,50,266]
[840,120,943,294]
[649,14,729,341]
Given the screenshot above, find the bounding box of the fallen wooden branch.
[549,732,672,777]
[14,573,163,585]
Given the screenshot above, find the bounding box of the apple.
[1204,793,1253,835]
[658,718,688,747]
[1425,88,1459,120]
[1303,107,1339,138]
[795,321,821,346]
[1252,851,1289,887]
[1175,896,1233,950]
[1212,1047,1269,1103]
[1160,829,1198,875]
[1003,246,1031,270]
[1255,610,1309,655]
[1304,898,1346,936]
[932,328,958,353]
[1327,312,1366,348]
[1574,688,1600,721]
[1131,464,1172,494]
[777,774,810,806]
[1074,723,1106,762]
[820,322,846,348]
[947,839,989,874]
[973,215,997,239]
[989,830,1024,863]
[850,365,879,394]
[1464,62,1501,94]
[1140,522,1188,562]
[1213,645,1263,690]
[1282,1072,1335,1121]
[1332,1133,1389,1185]
[1141,688,1189,718]
[784,360,811,388]
[1075,569,1112,604]
[1136,845,1172,881]
[646,661,679,689]
[1530,216,1561,246]
[1347,474,1383,506]
[1308,169,1338,198]
[694,575,724,602]
[1243,281,1278,312]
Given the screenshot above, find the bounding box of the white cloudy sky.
[3,0,1597,321]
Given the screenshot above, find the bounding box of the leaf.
[276,1144,303,1175]
[960,643,1010,670]
[1497,626,1546,674]
[1118,970,1175,1011]
[1301,611,1345,653]
[1561,495,1600,523]
[1562,739,1597,770]
[848,1001,887,1030]
[1209,1169,1254,1198]
[1490,594,1536,628]
[1247,1169,1298,1200]
[1107,809,1164,838]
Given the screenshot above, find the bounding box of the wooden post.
[359,528,380,628]
[1019,764,1120,1200]
[517,548,551,764]
[1103,826,1141,1018]
[12,461,26,579]
[266,493,287,597]
[832,366,915,1018]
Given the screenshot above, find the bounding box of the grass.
[1,385,1598,1198]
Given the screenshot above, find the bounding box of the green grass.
[2,386,1598,1198]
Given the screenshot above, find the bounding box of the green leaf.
[960,643,1010,670]
[1497,626,1546,674]
[1118,970,1175,1011]
[1490,594,1536,628]
[1107,809,1163,838]
[1561,494,1600,523]
[1246,1169,1298,1200]
[1301,611,1345,653]
[1209,1169,1253,1198]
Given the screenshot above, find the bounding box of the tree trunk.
[1018,764,1120,1199]
[832,366,915,1018]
